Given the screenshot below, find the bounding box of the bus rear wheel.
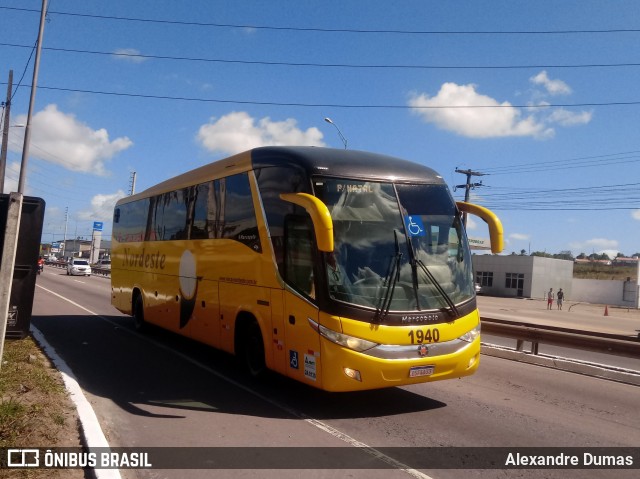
[239,320,266,377]
[133,294,147,332]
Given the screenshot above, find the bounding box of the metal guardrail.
[481,317,640,359]
[92,267,110,276]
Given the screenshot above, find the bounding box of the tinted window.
[255,166,310,275]
[220,173,261,252]
[191,181,219,240]
[162,188,189,240]
[113,198,149,243]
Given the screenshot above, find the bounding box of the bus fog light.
[344,368,362,381]
[468,354,478,369]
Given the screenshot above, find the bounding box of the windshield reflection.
[314,178,474,313]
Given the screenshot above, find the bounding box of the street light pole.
[324,117,348,149]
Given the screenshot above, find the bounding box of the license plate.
[409,365,435,378]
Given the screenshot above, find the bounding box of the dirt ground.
[0,336,85,479]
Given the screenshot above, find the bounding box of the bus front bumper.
[318,335,481,392]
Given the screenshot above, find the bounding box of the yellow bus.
[111,146,502,392]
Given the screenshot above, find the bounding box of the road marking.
[30,326,121,479]
[35,284,433,478]
[37,285,99,315]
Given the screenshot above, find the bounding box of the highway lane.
[31,267,640,479]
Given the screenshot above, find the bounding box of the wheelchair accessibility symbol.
[289,350,299,369]
[404,215,426,237]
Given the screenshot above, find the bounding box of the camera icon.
[7,449,40,467]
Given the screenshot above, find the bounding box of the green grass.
[0,336,84,478]
[573,263,637,281]
[0,336,77,447]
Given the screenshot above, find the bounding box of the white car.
[67,259,92,276]
[95,259,111,270]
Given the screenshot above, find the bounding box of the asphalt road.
[30,267,640,479]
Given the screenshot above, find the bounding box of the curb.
[482,343,640,386]
[31,325,122,479]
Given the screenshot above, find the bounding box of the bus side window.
[283,215,316,299]
[190,181,219,240]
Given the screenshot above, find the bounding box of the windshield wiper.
[375,230,402,321]
[416,259,460,318]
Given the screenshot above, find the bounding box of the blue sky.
[2,0,639,258]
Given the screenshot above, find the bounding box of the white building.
[473,255,573,300]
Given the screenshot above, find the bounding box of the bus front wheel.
[238,319,266,377]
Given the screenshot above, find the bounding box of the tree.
[554,250,574,261]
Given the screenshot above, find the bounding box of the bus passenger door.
[282,216,322,387]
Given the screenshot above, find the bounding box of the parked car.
[95,259,111,270]
[67,258,92,276]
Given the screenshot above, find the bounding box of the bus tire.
[133,293,147,332]
[238,319,266,378]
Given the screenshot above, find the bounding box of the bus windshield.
[314,178,474,313]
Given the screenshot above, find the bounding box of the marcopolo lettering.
[401,313,441,324]
[123,248,166,270]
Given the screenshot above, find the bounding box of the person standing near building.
[547,288,554,310]
[557,288,564,310]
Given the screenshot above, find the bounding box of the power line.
[3,83,640,110]
[4,42,640,71]
[459,181,640,211]
[480,152,640,175]
[3,6,640,36]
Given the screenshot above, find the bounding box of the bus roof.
[118,146,445,204]
[252,146,444,183]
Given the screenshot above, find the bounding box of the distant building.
[40,239,111,261]
[612,256,640,266]
[473,255,573,299]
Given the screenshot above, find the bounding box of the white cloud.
[570,238,619,255]
[632,210,640,221]
[197,111,325,155]
[530,71,572,95]
[3,161,20,194]
[77,191,126,223]
[13,105,132,176]
[547,109,593,126]
[112,48,147,63]
[409,72,592,139]
[465,216,477,230]
[408,82,552,139]
[509,233,531,241]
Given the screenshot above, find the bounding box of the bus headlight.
[459,323,481,343]
[308,319,378,352]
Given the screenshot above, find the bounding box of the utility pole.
[0,0,48,370]
[0,69,13,194]
[455,168,485,226]
[61,207,68,258]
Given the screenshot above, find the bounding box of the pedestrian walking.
[557,288,564,310]
[547,288,554,310]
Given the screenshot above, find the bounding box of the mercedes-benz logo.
[417,344,429,357]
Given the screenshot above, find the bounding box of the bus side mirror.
[280,193,334,252]
[456,201,504,254]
